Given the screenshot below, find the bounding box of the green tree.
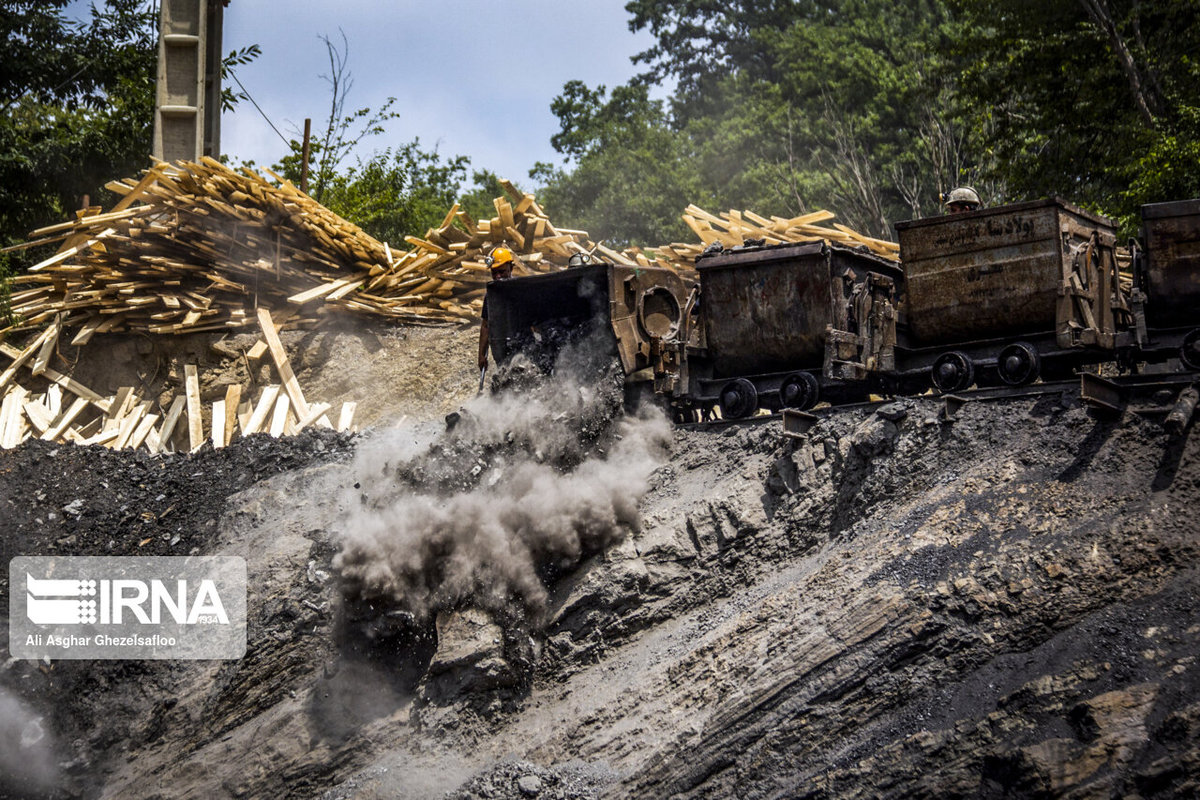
[300,30,401,204]
[0,0,157,247]
[949,0,1200,227]
[534,81,705,247]
[312,142,473,246]
[544,0,977,241]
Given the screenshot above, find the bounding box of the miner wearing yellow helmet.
[477,247,517,372]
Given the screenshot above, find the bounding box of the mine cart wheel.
[719,378,759,419]
[780,372,820,410]
[997,341,1041,386]
[1181,329,1200,371]
[931,351,975,394]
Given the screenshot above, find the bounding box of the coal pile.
[441,758,617,800]
[0,430,353,573]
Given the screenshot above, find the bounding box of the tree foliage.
[277,141,476,246]
[534,82,705,247]
[950,0,1200,225]
[298,30,403,205]
[538,0,1199,243]
[0,0,157,246]
[541,0,982,242]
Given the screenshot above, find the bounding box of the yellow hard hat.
[488,247,514,268]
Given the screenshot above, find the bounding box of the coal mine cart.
[1130,198,1200,371]
[681,241,905,419]
[481,258,701,406]
[883,198,1133,393]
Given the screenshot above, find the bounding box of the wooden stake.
[268,392,291,437]
[157,395,187,450]
[223,385,242,445]
[337,401,356,433]
[211,399,227,448]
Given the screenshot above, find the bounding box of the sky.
[217,1,662,187]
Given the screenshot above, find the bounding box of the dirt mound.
[2,370,1199,799]
[3,319,478,448]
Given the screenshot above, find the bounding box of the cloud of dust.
[333,329,672,625]
[0,687,58,798]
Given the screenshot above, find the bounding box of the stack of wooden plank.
[2,162,634,337]
[0,308,355,453]
[358,178,638,322]
[4,158,407,337]
[645,205,900,269]
[3,153,895,340]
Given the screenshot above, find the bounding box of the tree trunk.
[1077,0,1157,127]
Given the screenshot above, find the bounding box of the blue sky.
[218,1,661,187]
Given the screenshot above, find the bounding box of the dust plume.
[333,328,672,625]
[0,687,58,798]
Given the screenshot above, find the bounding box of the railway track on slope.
[676,370,1199,434]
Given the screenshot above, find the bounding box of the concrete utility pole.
[152,0,225,163]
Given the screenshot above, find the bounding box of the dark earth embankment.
[2,356,1199,798]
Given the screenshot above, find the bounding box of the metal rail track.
[677,370,1199,433]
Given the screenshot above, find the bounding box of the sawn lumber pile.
[2,159,616,339]
[644,205,900,269]
[4,154,895,341]
[369,178,639,303]
[0,308,355,452]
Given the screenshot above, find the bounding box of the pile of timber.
[0,308,355,452]
[2,160,633,339]
[645,205,900,269]
[2,154,893,340]
[5,158,404,336]
[365,178,637,301]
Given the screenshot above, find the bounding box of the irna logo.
[26,573,229,626]
[10,556,246,661]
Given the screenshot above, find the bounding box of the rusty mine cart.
[481,258,701,411]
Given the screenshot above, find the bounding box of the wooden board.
[268,392,291,438]
[243,385,281,436]
[211,399,227,448]
[184,364,203,452]
[31,314,63,376]
[256,307,310,419]
[157,395,187,451]
[43,397,89,442]
[0,325,59,393]
[223,385,242,445]
[337,401,357,433]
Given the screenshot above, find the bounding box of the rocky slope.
[2,347,1199,799]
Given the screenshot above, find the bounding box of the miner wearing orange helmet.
[477,246,516,372]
